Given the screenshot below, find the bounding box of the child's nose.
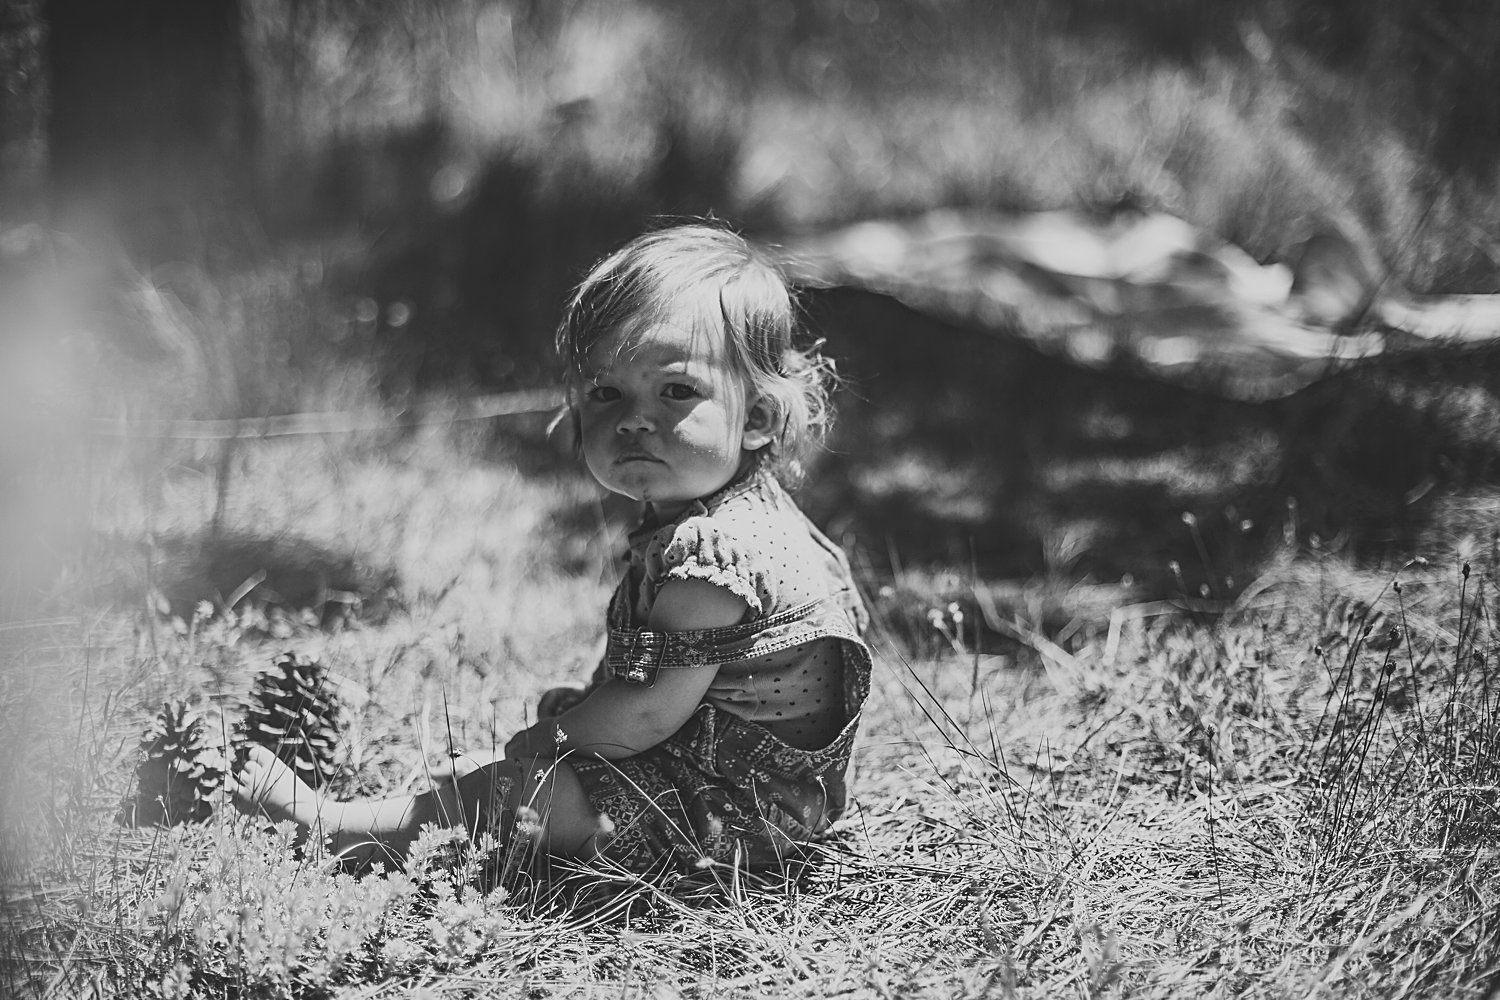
[616,404,654,434]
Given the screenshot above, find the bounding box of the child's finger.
[241,744,276,767]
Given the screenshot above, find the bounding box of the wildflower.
[380,936,423,975]
[154,878,187,920]
[554,725,568,745]
[159,961,193,1000]
[515,806,543,840]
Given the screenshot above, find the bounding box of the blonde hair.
[555,222,835,486]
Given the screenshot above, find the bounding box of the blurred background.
[4,0,1500,632]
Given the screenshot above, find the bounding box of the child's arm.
[506,578,747,761]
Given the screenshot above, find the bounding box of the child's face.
[575,321,771,517]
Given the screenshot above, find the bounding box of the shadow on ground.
[102,531,402,627]
[795,289,1500,603]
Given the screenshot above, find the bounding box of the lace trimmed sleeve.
[656,516,766,617]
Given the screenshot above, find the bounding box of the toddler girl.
[235,223,871,881]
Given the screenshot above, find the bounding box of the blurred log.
[780,208,1500,402]
[0,1,46,215]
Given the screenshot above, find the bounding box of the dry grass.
[5,5,1500,995]
[3,422,1498,999]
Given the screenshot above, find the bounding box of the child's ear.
[742,396,776,451]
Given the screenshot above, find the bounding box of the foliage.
[232,0,1500,384]
[133,822,520,997]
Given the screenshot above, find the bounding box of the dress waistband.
[605,596,865,686]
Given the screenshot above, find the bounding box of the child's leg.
[233,745,605,863]
[234,745,459,864]
[454,751,605,859]
[426,748,505,784]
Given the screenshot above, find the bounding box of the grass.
[5,4,1500,995]
[3,420,1498,998]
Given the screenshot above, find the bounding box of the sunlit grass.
[4,418,1498,997]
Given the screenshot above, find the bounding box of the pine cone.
[118,700,226,827]
[238,652,345,789]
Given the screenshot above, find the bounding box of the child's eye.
[662,383,698,401]
[585,385,620,403]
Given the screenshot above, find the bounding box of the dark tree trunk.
[45,0,255,265]
[0,1,47,218]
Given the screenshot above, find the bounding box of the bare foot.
[232,746,321,828]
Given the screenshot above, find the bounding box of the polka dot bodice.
[607,466,870,749]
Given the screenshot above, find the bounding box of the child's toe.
[241,745,275,767]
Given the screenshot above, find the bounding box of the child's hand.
[537,685,587,718]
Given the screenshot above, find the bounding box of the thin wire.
[88,388,563,441]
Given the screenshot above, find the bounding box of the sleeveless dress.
[566,467,872,874]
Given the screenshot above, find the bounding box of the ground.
[3,424,1496,998]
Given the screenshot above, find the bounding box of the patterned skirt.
[566,702,856,874]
